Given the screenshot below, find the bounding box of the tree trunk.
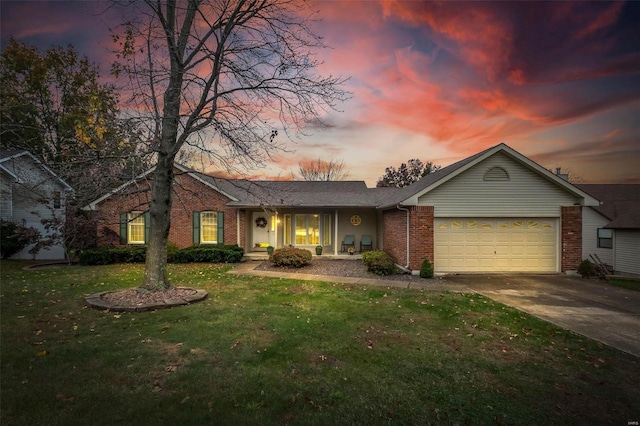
[141,153,174,291]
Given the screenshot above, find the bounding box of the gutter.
[396,205,410,269]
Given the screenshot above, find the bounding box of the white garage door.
[434,218,557,273]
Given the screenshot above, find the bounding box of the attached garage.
[434,218,558,273]
[378,144,600,274]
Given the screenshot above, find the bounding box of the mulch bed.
[255,259,430,282]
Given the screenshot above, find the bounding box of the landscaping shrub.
[167,241,179,263]
[79,248,116,265]
[79,247,147,265]
[0,220,40,259]
[172,245,244,264]
[270,247,312,267]
[362,250,395,276]
[420,258,434,278]
[578,259,597,278]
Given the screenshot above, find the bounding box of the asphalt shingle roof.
[192,171,380,207]
[577,184,640,229]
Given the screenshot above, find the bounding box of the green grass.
[1,260,638,425]
[605,277,640,291]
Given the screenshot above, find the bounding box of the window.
[597,228,613,249]
[127,212,146,244]
[193,211,223,244]
[294,214,320,245]
[52,191,61,209]
[200,212,218,243]
[323,214,331,245]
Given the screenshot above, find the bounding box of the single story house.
[1,149,74,260]
[576,184,640,276]
[86,143,602,274]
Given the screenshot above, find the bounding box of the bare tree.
[295,157,350,181]
[111,0,349,291]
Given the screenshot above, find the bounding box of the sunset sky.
[1,1,639,185]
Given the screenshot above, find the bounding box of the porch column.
[334,209,339,255]
[274,211,278,249]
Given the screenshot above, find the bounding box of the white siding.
[614,230,640,275]
[582,207,613,266]
[0,173,12,220]
[419,152,580,217]
[3,155,68,260]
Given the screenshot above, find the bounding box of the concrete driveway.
[442,274,640,357]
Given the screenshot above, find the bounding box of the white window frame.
[200,211,218,244]
[294,214,321,246]
[128,212,145,244]
[597,228,613,249]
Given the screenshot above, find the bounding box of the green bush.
[0,220,41,259]
[167,241,180,263]
[79,248,116,265]
[270,247,312,268]
[420,258,434,278]
[577,259,597,278]
[79,244,244,265]
[361,250,395,276]
[172,245,244,264]
[79,247,147,265]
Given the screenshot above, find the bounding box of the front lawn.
[1,261,638,425]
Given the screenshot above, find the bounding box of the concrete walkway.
[228,261,469,292]
[229,262,640,357]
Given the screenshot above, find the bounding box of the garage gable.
[419,151,581,217]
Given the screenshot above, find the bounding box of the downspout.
[396,205,410,269]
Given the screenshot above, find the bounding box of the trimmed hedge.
[79,244,244,265]
[270,247,312,268]
[172,245,244,264]
[79,247,147,265]
[361,250,395,276]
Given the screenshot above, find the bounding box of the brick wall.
[561,206,582,271]
[382,206,434,271]
[408,206,434,271]
[382,209,407,266]
[95,169,240,249]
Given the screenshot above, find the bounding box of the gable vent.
[484,166,509,181]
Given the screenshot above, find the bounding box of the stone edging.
[84,288,208,312]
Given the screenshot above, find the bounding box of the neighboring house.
[577,184,640,276]
[0,149,74,260]
[86,143,601,274]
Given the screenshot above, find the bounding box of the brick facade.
[383,206,434,271]
[383,209,408,266]
[408,206,434,271]
[561,205,582,271]
[95,170,243,249]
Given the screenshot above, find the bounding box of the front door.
[252,212,275,251]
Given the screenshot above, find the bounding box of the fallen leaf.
[37,350,48,356]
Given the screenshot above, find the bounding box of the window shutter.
[120,213,127,245]
[144,212,150,244]
[193,212,200,245]
[217,212,224,244]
